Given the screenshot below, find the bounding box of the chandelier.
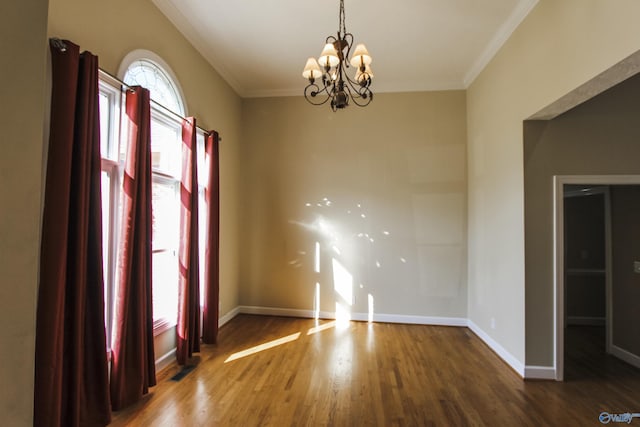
[302,0,374,111]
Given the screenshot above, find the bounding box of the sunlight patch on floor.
[307,321,336,335]
[224,332,301,363]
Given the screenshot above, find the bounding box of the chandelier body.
[302,0,374,111]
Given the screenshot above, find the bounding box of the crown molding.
[151,0,246,97]
[463,0,539,88]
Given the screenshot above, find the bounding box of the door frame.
[553,175,640,381]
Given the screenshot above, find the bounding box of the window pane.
[197,131,208,186]
[101,172,111,281]
[101,171,112,347]
[99,92,110,158]
[152,179,180,325]
[197,132,207,306]
[199,188,206,305]
[151,118,181,177]
[152,250,179,324]
[152,180,179,250]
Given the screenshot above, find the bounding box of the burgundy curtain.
[109,87,156,410]
[202,131,220,344]
[34,39,111,427]
[176,117,201,364]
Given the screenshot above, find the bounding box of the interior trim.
[611,345,640,370]
[524,365,556,380]
[467,319,525,378]
[155,348,177,373]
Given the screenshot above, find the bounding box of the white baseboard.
[366,312,468,326]
[238,305,318,319]
[236,305,468,327]
[219,306,241,327]
[155,348,176,372]
[524,365,557,380]
[611,344,640,369]
[567,316,605,326]
[467,320,525,378]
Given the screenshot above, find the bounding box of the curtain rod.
[50,38,221,141]
[98,69,221,141]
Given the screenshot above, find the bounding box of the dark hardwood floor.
[109,316,640,426]
[565,325,637,381]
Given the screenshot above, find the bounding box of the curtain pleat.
[109,86,157,410]
[176,117,201,364]
[34,39,111,427]
[202,131,220,344]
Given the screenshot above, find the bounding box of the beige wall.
[467,0,640,368]
[0,1,49,425]
[240,92,467,320]
[611,186,640,358]
[47,0,244,322]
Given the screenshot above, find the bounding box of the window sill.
[153,318,177,336]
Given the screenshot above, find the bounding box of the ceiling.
[151,0,538,98]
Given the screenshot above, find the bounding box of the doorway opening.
[563,184,608,381]
[554,175,640,381]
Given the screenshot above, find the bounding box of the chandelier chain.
[339,0,347,36]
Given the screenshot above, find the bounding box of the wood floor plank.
[109,317,640,426]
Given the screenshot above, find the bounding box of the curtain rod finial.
[50,38,67,52]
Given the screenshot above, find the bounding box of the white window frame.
[146,102,184,335]
[100,52,209,349]
[150,172,180,334]
[98,72,124,353]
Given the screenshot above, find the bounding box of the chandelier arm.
[342,71,372,95]
[349,88,373,107]
[342,33,354,65]
[340,78,373,107]
[304,83,333,106]
[325,35,338,44]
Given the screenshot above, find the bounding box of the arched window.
[102,51,192,336]
[100,50,209,370]
[119,50,186,116]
